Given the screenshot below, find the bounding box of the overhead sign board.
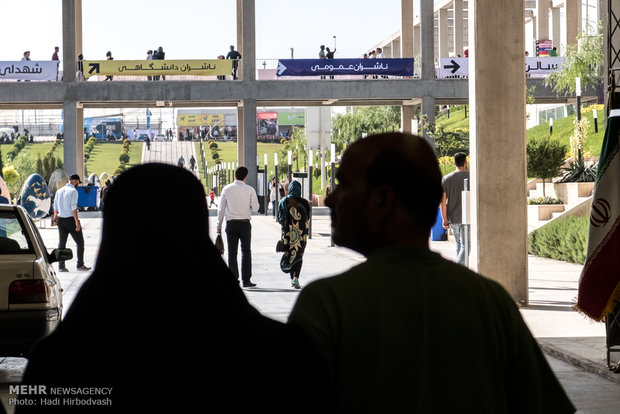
[276,58,414,77]
[437,56,564,78]
[82,59,232,78]
[0,61,58,81]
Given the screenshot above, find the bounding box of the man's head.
[453,152,467,168]
[24,51,30,57]
[235,166,249,181]
[230,45,235,50]
[54,47,59,52]
[325,132,442,256]
[320,45,325,50]
[69,174,82,186]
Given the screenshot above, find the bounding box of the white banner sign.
[436,56,564,78]
[525,56,564,75]
[0,61,59,81]
[438,58,469,78]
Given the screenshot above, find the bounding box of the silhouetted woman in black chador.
[18,164,323,413]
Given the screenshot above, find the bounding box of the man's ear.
[368,185,397,219]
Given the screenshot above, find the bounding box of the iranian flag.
[577,106,620,321]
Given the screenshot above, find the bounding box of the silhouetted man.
[288,132,575,414]
[226,45,242,80]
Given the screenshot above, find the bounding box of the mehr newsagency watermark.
[8,385,113,407]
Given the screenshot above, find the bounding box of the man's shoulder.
[442,170,469,184]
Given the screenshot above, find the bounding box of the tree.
[331,106,401,151]
[545,22,603,95]
[527,136,568,197]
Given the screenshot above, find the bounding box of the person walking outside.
[145,135,151,151]
[277,180,309,289]
[318,45,326,79]
[209,188,218,208]
[53,174,90,272]
[216,166,259,287]
[226,45,242,80]
[189,155,196,172]
[104,51,113,81]
[269,177,278,218]
[440,152,470,265]
[178,155,185,169]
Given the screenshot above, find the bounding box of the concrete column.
[453,0,464,56]
[238,0,256,82]
[551,7,561,51]
[392,39,401,58]
[62,0,77,82]
[565,0,579,46]
[438,7,449,58]
[469,0,528,304]
[237,106,245,166]
[420,0,435,79]
[63,101,84,178]
[400,105,415,134]
[537,0,549,40]
[62,0,83,179]
[413,25,421,57]
[242,98,258,189]
[401,0,414,58]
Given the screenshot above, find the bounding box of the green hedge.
[528,215,588,264]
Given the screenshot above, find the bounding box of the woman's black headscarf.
[18,164,323,413]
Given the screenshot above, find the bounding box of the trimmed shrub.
[528,215,588,264]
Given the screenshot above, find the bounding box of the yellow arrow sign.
[82,59,233,79]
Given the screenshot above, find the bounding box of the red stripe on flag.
[578,217,620,320]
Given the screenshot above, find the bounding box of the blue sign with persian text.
[276,58,414,77]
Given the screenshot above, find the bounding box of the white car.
[0,205,71,356]
[154,133,166,141]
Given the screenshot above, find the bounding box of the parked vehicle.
[0,205,71,356]
[154,133,166,141]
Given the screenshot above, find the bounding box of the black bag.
[215,234,225,255]
[276,239,286,252]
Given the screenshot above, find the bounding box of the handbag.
[276,239,286,252]
[215,234,225,255]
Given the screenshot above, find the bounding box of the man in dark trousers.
[226,45,242,80]
[53,174,90,272]
[216,166,259,287]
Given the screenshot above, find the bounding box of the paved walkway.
[1,211,619,413]
[141,141,199,178]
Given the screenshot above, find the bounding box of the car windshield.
[0,211,34,254]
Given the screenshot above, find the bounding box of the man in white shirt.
[53,174,90,272]
[217,166,260,287]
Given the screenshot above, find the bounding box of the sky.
[0,0,403,61]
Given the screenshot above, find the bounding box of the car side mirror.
[48,248,73,263]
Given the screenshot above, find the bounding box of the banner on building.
[82,60,232,79]
[0,61,59,81]
[257,112,279,142]
[276,58,414,77]
[177,113,226,127]
[436,56,564,78]
[536,39,553,57]
[84,117,122,139]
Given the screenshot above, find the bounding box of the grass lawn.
[525,107,604,157]
[435,104,605,158]
[1,141,143,179]
[86,141,143,177]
